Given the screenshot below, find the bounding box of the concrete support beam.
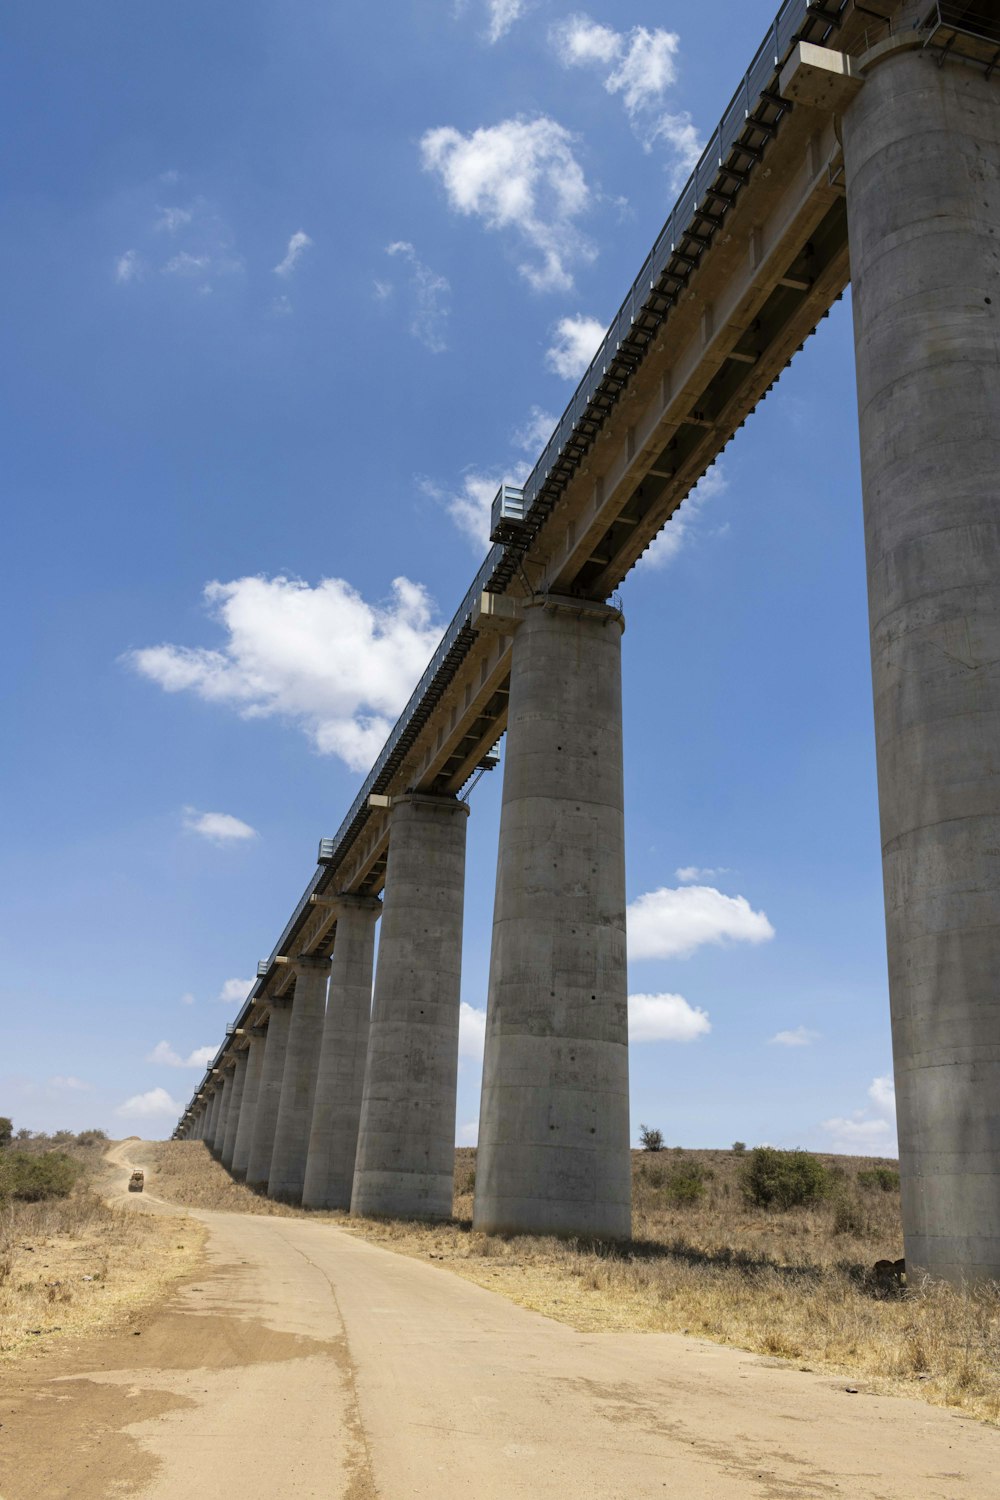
[351,794,469,1220]
[221,1050,248,1171]
[231,1030,266,1180]
[211,1071,232,1157]
[474,595,631,1240]
[245,1001,292,1192]
[303,897,381,1210]
[844,43,1000,1284]
[268,957,331,1203]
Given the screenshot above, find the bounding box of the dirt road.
[1,1143,997,1499]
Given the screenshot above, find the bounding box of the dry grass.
[129,1140,311,1216]
[344,1148,1000,1426]
[0,1159,202,1361]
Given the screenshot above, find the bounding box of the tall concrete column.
[211,1070,232,1157]
[221,1050,248,1171]
[844,42,1000,1284]
[204,1086,220,1150]
[232,1028,266,1180]
[245,999,292,1192]
[351,795,469,1220]
[474,595,631,1240]
[268,957,331,1203]
[303,896,381,1210]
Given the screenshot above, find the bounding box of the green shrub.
[641,1162,666,1189]
[858,1166,900,1193]
[665,1158,706,1206]
[741,1147,830,1210]
[0,1150,82,1202]
[0,1117,12,1149]
[731,1140,746,1155]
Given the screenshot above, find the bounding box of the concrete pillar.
[268,957,331,1203]
[221,1050,248,1171]
[245,999,292,1192]
[303,896,381,1210]
[474,595,631,1240]
[843,43,1000,1284]
[211,1070,232,1157]
[232,1029,266,1180]
[351,794,469,1220]
[204,1087,220,1149]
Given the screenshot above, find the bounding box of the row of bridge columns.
[180,41,999,1284]
[180,595,632,1239]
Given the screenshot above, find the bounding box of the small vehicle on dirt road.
[128,1170,144,1192]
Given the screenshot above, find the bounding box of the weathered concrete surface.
[475,596,631,1239]
[844,43,1000,1283]
[221,1051,247,1170]
[352,795,469,1220]
[210,1072,231,1159]
[202,1089,218,1150]
[268,958,331,1203]
[245,1000,292,1193]
[303,897,381,1210]
[231,1029,266,1180]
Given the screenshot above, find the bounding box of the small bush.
[741,1147,830,1210]
[731,1141,746,1155]
[858,1166,900,1193]
[639,1124,665,1152]
[665,1158,706,1206]
[642,1163,666,1189]
[831,1188,868,1236]
[0,1150,82,1202]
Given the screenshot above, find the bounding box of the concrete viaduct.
[175,0,1000,1286]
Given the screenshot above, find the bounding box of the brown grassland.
[0,1136,202,1361]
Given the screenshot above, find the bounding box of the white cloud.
[273,230,313,278]
[116,1086,182,1119]
[513,404,556,453]
[459,1002,487,1063]
[421,463,530,550]
[544,313,606,380]
[458,1119,479,1144]
[421,115,593,292]
[549,16,699,183]
[180,992,196,1006]
[769,1026,820,1048]
[115,250,141,283]
[182,808,258,845]
[124,572,443,772]
[47,1075,92,1091]
[385,241,450,352]
[154,205,194,234]
[629,991,710,1042]
[486,0,524,43]
[218,978,255,1007]
[628,882,775,961]
[822,1073,898,1156]
[162,250,211,277]
[676,865,730,884]
[146,1041,217,1070]
[638,466,728,569]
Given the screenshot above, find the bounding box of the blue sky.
[1,0,897,1157]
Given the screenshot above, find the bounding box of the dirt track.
[0,1142,997,1499]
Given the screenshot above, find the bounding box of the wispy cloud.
[628,881,774,961]
[146,1040,217,1070]
[47,1075,92,1091]
[385,241,450,352]
[218,977,255,1008]
[421,462,530,550]
[459,1002,487,1063]
[629,991,710,1042]
[421,115,593,292]
[486,0,525,42]
[638,466,729,569]
[180,992,196,1007]
[124,573,443,772]
[512,404,556,453]
[545,313,606,380]
[823,1076,897,1156]
[769,1026,820,1048]
[154,205,194,234]
[676,865,731,884]
[116,1086,183,1118]
[273,230,313,278]
[115,249,141,284]
[549,15,701,185]
[182,808,258,845]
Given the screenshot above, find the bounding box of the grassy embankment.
[140,1138,1000,1424]
[0,1131,201,1359]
